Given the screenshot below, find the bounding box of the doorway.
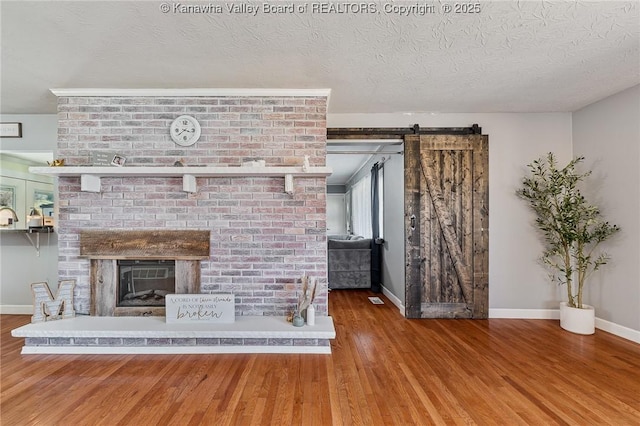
[326,126,487,315]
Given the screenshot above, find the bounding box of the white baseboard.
[381,285,405,317]
[0,305,33,315]
[490,308,639,344]
[489,308,560,320]
[595,317,640,344]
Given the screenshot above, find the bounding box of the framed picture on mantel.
[0,122,22,138]
[91,151,126,166]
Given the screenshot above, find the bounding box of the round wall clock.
[170,115,201,146]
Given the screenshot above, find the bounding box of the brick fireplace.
[55,90,329,318]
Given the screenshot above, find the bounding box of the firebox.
[117,260,175,307]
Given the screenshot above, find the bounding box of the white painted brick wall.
[56,96,328,316]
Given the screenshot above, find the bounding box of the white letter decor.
[31,280,76,323]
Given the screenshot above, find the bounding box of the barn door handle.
[410,214,416,230]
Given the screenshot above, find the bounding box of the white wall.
[572,85,640,332]
[328,113,573,311]
[0,114,58,312]
[0,114,58,153]
[0,232,59,311]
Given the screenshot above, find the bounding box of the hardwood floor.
[2,290,639,425]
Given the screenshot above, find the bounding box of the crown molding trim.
[50,88,332,98]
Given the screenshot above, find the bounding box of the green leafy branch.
[517,153,620,308]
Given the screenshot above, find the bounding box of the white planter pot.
[560,302,595,335]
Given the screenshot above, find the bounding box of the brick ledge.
[12,315,335,354]
[20,345,331,355]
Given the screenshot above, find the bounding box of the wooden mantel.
[28,165,333,193]
[80,230,210,260]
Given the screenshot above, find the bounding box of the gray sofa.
[327,235,372,289]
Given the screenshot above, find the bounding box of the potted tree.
[517,153,620,334]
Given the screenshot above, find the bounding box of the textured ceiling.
[1,1,639,114]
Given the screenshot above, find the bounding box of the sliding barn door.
[404,134,488,319]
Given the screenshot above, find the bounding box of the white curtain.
[350,174,372,238]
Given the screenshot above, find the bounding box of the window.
[348,163,385,239]
[350,173,372,238]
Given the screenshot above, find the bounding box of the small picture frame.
[0,122,22,138]
[91,151,127,166]
[111,154,126,167]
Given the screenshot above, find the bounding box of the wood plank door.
[404,134,488,318]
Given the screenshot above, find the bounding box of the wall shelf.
[28,166,333,194]
[0,227,54,256]
[24,227,54,256]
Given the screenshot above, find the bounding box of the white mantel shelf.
[28,166,333,194]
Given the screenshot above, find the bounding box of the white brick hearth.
[12,315,335,354]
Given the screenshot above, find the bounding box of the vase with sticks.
[293,274,317,326]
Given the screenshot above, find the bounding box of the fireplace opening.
[117,260,175,307]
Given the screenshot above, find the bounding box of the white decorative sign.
[31,280,76,323]
[165,294,235,323]
[0,122,22,138]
